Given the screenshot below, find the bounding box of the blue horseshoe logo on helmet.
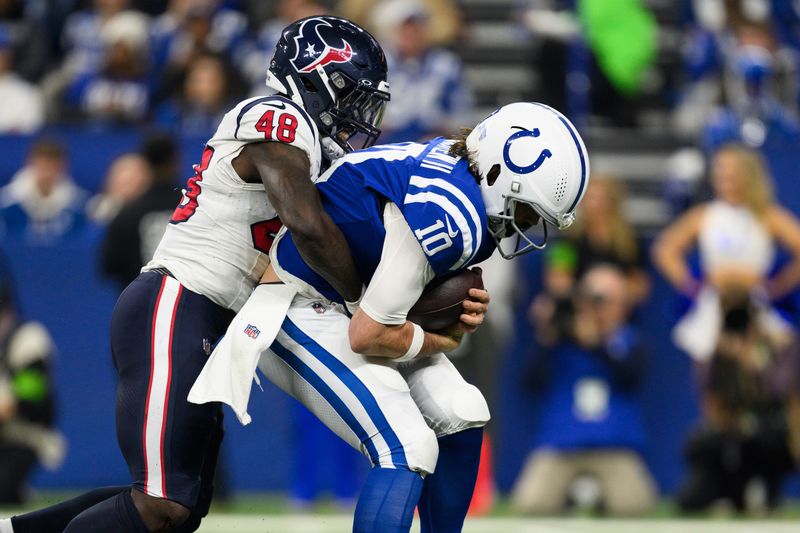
[503,128,552,174]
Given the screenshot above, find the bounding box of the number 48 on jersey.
[255,110,298,143]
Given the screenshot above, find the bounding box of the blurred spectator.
[62,10,152,125]
[0,27,44,133]
[87,152,152,224]
[61,0,131,78]
[558,175,647,297]
[521,0,657,128]
[236,0,330,96]
[674,4,800,144]
[101,132,181,289]
[661,147,708,217]
[154,53,238,136]
[653,144,800,361]
[0,139,89,243]
[770,0,800,52]
[151,0,246,102]
[340,0,463,46]
[0,261,65,504]
[531,175,648,346]
[512,264,656,516]
[0,0,50,82]
[677,284,800,512]
[369,0,473,144]
[519,0,582,113]
[702,19,800,150]
[147,0,190,80]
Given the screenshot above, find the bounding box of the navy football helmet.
[266,16,390,155]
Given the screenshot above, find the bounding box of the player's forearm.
[349,318,414,357]
[251,141,363,302]
[419,328,462,355]
[268,171,363,300]
[349,310,461,358]
[291,213,363,302]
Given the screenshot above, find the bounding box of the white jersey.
[145,95,322,311]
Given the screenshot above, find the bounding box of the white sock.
[0,517,14,533]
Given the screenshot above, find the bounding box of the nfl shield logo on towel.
[244,324,261,339]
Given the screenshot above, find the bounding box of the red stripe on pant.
[141,276,182,499]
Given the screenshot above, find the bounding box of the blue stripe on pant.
[270,340,382,466]
[271,317,408,469]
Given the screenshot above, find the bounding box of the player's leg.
[134,422,224,533]
[66,273,230,533]
[258,301,438,532]
[63,489,150,532]
[399,354,490,533]
[171,410,225,533]
[5,486,129,533]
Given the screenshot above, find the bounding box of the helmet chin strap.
[283,76,306,107]
[315,65,338,101]
[266,71,306,109]
[264,71,286,93]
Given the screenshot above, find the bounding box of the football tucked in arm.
[407,267,484,331]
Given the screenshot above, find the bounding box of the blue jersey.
[275,138,496,303]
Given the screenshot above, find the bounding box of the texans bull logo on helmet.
[290,17,354,74]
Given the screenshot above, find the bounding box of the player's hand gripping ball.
[407,267,484,331]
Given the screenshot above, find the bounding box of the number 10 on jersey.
[415,219,454,256]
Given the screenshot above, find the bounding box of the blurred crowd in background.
[0,0,474,139]
[3,0,800,518]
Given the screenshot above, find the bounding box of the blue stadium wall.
[2,130,799,496]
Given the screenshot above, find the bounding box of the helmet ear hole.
[487,164,501,186]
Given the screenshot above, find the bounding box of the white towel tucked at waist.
[188,282,297,425]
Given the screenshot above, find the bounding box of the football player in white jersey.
[189,102,589,532]
[1,16,391,533]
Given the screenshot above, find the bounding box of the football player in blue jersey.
[1,16,392,533]
[190,102,590,532]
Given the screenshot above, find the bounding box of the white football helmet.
[466,102,589,258]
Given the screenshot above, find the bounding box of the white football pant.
[258,294,490,474]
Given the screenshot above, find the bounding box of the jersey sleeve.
[360,203,435,325]
[233,96,318,163]
[401,181,485,276]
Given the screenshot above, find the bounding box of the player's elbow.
[349,333,372,355]
[348,310,386,354]
[348,314,374,354]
